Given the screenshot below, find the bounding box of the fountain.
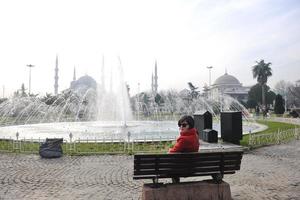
[96,57,132,123]
[0,58,263,142]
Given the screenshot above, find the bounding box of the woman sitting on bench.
[169,115,200,153]
[169,115,200,183]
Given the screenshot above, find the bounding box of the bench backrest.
[134,151,243,180]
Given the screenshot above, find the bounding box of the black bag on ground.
[39,138,63,158]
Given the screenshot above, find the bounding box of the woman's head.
[178,115,194,129]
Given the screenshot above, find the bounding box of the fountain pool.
[0,120,265,141]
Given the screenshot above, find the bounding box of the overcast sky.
[0,0,299,97]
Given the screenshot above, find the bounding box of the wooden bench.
[133,151,243,184]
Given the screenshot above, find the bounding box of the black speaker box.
[203,129,218,143]
[194,111,212,139]
[220,111,243,145]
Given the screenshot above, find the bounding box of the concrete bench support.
[142,180,231,200]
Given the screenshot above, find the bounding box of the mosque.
[54,55,98,95]
[205,71,250,103]
[54,56,158,96]
[69,68,97,93]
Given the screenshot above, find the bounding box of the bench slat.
[135,151,242,157]
[134,165,240,175]
[134,169,236,177]
[134,155,241,162]
[133,171,237,179]
[134,153,242,161]
[134,160,241,171]
[135,161,222,169]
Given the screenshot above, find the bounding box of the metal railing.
[132,136,175,153]
[0,135,176,154]
[1,127,299,154]
[248,128,300,148]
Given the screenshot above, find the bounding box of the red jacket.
[169,128,200,153]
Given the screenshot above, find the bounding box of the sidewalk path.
[0,140,299,199]
[269,117,300,125]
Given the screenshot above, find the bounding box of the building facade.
[207,72,250,103]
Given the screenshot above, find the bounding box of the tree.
[252,59,272,109]
[41,93,57,105]
[154,93,164,106]
[248,83,276,107]
[163,89,179,114]
[266,90,276,105]
[274,94,285,114]
[274,80,291,96]
[21,83,27,97]
[247,99,257,109]
[13,90,20,97]
[274,80,293,109]
[141,92,151,116]
[289,80,300,107]
[187,82,199,99]
[0,98,7,104]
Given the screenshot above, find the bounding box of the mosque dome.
[213,73,241,85]
[70,75,97,90]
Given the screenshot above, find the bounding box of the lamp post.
[26,64,35,95]
[207,66,213,86]
[284,86,287,113]
[137,82,140,121]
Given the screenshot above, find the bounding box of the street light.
[207,66,213,86]
[26,64,35,95]
[137,82,140,121]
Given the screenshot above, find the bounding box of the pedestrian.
[255,106,260,117]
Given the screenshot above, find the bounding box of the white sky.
[0,0,300,97]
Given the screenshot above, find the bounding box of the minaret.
[151,73,154,93]
[154,60,158,94]
[54,55,59,95]
[73,66,76,81]
[101,55,105,89]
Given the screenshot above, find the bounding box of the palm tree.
[252,59,272,110]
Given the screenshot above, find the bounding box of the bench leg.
[212,173,223,183]
[152,177,159,184]
[172,177,180,183]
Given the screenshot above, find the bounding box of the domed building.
[208,72,250,103]
[70,75,97,94]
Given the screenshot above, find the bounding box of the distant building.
[70,75,97,94]
[207,72,250,102]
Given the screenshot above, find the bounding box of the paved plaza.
[0,140,299,200]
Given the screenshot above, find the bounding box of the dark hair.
[178,115,194,129]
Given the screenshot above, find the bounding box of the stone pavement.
[0,140,299,200]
